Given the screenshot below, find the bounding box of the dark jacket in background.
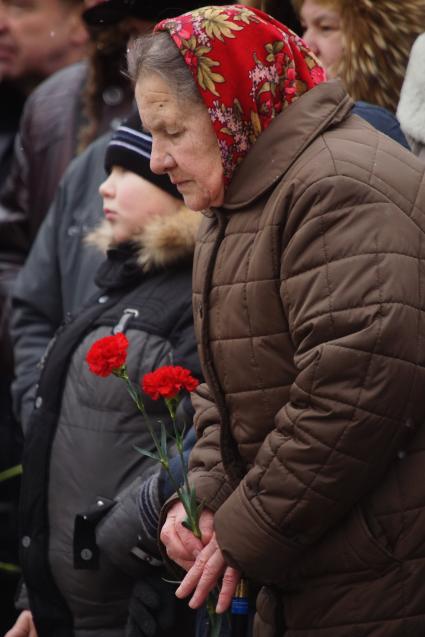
[0,59,131,637]
[0,79,26,635]
[0,63,133,417]
[352,101,409,148]
[11,133,110,429]
[19,209,201,637]
[0,61,132,252]
[0,81,26,191]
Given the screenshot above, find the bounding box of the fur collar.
[397,33,425,145]
[86,206,201,272]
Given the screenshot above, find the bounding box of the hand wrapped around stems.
[161,502,241,613]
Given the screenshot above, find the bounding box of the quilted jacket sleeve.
[214,174,424,583]
[188,383,234,512]
[10,190,65,433]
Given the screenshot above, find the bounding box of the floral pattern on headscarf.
[155,4,326,184]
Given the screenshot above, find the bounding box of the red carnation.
[142,365,199,401]
[86,333,129,377]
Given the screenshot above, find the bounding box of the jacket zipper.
[112,308,140,334]
[37,311,74,371]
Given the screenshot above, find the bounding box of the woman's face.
[99,166,181,244]
[299,0,343,78]
[135,73,225,211]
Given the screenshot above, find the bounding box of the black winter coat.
[19,216,201,637]
[11,133,110,429]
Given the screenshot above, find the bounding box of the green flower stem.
[120,369,146,415]
[113,366,215,634]
[207,587,225,637]
[0,562,21,574]
[165,397,201,540]
[0,464,23,482]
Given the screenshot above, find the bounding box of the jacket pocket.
[343,505,400,573]
[286,505,400,589]
[73,498,115,570]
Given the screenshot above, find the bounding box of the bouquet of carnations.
[85,332,224,636]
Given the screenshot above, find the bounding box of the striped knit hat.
[104,113,181,199]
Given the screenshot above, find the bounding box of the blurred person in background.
[291,0,425,145]
[0,0,89,185]
[0,0,88,631]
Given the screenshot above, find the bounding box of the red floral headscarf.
[155,4,326,184]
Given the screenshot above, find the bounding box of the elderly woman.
[129,5,425,636]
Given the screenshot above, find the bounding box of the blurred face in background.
[299,0,343,78]
[0,0,88,84]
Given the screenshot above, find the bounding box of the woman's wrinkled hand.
[175,532,241,614]
[160,501,214,571]
[5,610,38,637]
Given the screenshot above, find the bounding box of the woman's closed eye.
[166,129,184,138]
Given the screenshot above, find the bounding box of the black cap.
[104,113,181,200]
[83,0,232,26]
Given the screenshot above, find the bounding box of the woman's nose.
[150,140,176,175]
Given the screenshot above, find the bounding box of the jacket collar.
[86,206,201,273]
[221,80,353,210]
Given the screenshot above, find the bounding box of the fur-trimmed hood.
[86,206,201,272]
[397,33,425,148]
[292,0,425,113]
[338,0,425,113]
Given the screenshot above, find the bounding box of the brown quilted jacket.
[189,80,425,636]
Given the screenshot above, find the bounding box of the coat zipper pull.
[113,308,139,334]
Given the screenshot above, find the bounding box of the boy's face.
[99,166,181,244]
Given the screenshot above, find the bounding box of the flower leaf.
[133,445,160,462]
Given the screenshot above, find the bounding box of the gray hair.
[127,32,202,106]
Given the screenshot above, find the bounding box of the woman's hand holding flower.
[160,501,214,571]
[175,531,241,613]
[161,501,240,613]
